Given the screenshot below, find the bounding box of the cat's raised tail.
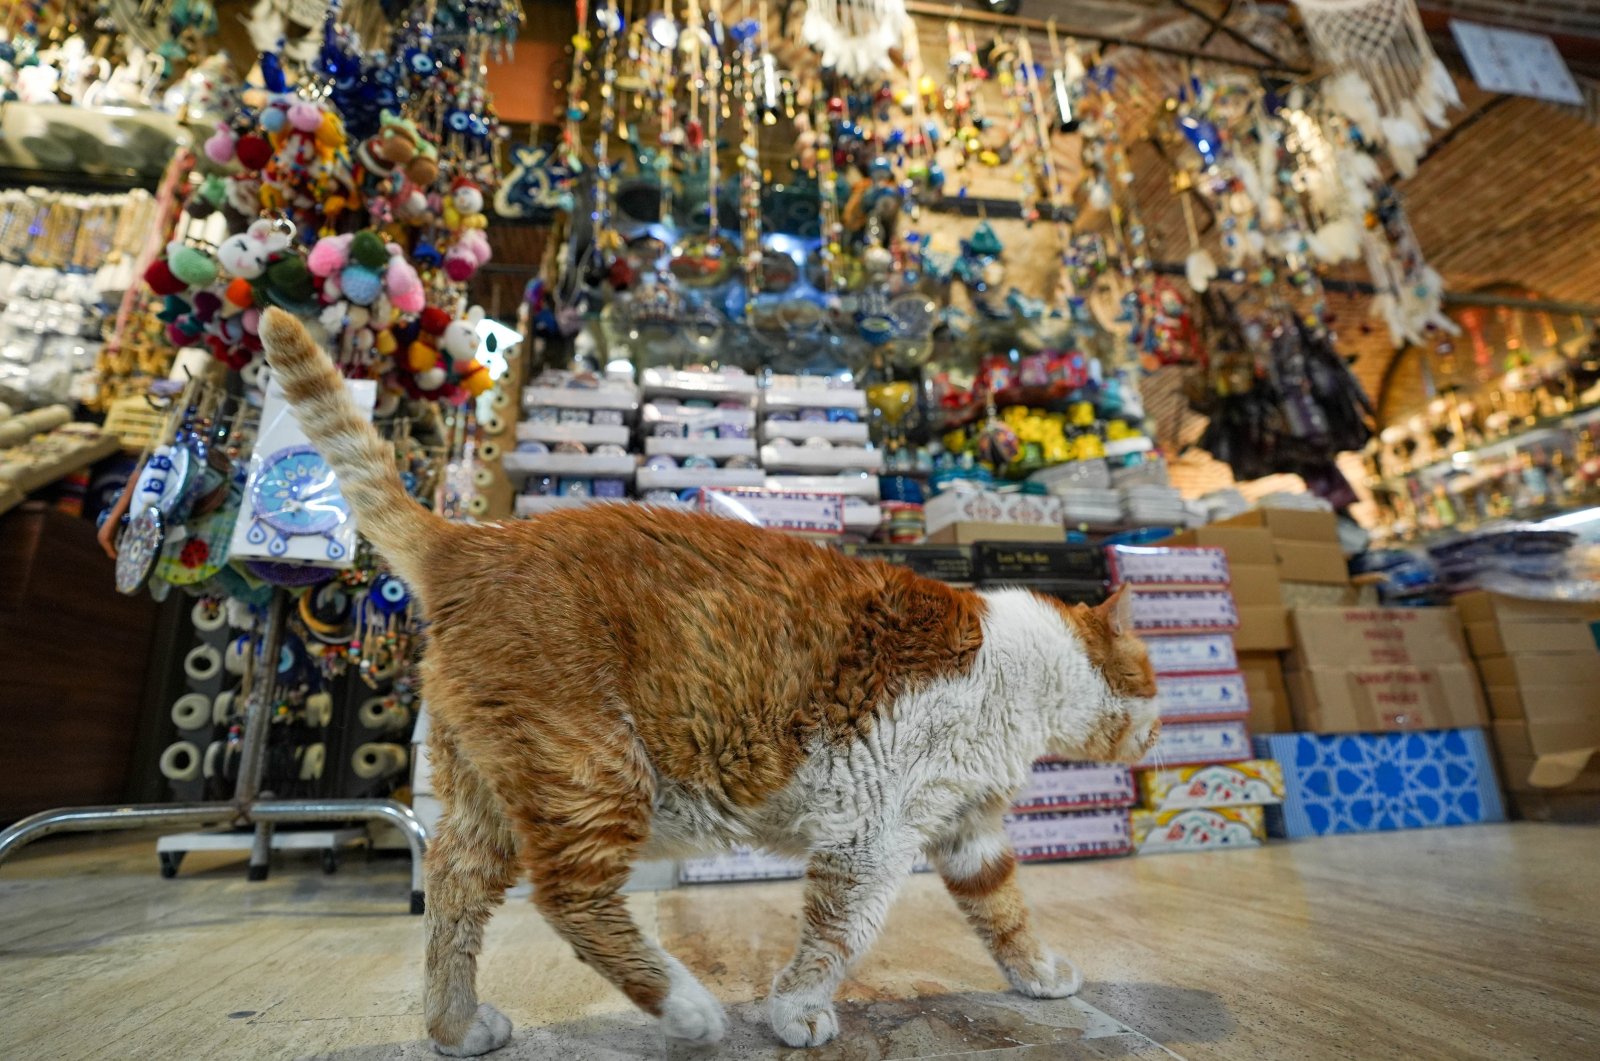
[259,307,445,583]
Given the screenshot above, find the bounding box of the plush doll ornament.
[385,249,426,313]
[218,219,293,280]
[204,124,237,164]
[443,178,487,231]
[443,228,491,281]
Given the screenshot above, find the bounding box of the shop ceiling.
[510,0,1600,405]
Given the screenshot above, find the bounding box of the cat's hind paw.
[659,955,727,1044]
[1005,952,1083,1000]
[431,1002,513,1056]
[768,993,840,1048]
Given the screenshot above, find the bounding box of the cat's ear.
[1098,585,1134,637]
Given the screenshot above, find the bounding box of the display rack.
[0,593,431,913]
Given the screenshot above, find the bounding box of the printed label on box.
[701,489,845,535]
[1138,760,1285,810]
[1156,672,1250,721]
[1137,719,1251,769]
[1107,545,1231,587]
[1013,761,1136,812]
[1131,806,1265,854]
[1003,808,1131,862]
[1130,589,1241,633]
[1146,634,1240,675]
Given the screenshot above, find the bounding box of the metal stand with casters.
[0,592,429,914]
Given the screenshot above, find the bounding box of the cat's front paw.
[768,992,840,1047]
[659,955,727,1044]
[1005,952,1083,1000]
[431,1002,512,1056]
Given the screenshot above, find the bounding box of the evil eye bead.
[447,110,470,133]
[408,51,436,76]
[368,574,410,615]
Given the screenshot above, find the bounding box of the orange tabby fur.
[260,308,1159,1054]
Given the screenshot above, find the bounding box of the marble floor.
[1,823,1597,1061]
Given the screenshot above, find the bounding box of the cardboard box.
[927,521,1066,545]
[1146,633,1239,675]
[1285,663,1488,733]
[1280,580,1367,609]
[1129,589,1240,634]
[1484,682,1594,723]
[1217,507,1340,543]
[1138,760,1285,811]
[1228,564,1284,607]
[1493,717,1600,784]
[974,541,1105,583]
[1137,719,1251,768]
[1161,525,1276,566]
[1256,729,1505,839]
[1131,806,1266,854]
[1155,671,1250,721]
[1003,808,1132,862]
[1466,619,1598,658]
[843,544,974,584]
[1273,540,1349,585]
[1012,761,1136,813]
[1235,604,1292,651]
[1240,652,1292,734]
[1289,607,1473,669]
[1105,546,1230,588]
[925,490,1064,538]
[1476,653,1600,689]
[1455,590,1600,626]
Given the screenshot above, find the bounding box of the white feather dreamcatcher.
[801,0,908,80]
[1293,0,1460,177]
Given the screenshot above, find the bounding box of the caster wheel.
[322,850,339,875]
[159,852,183,879]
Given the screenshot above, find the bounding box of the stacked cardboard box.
[1107,545,1280,854]
[1257,604,1503,838]
[1163,506,1355,738]
[1457,591,1600,821]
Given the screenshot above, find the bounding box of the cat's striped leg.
[768,830,918,1047]
[930,817,1082,1000]
[423,739,520,1057]
[509,755,726,1045]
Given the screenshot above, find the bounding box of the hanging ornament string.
[734,14,764,306]
[814,87,842,298]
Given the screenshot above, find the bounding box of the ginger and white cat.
[261,308,1161,1055]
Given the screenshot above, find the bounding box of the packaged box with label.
[681,846,933,883]
[1160,524,1276,566]
[1131,806,1266,854]
[1289,607,1473,669]
[842,544,975,584]
[1003,808,1132,862]
[924,490,1065,542]
[1256,729,1505,839]
[1130,589,1240,634]
[1285,663,1487,733]
[1146,633,1239,675]
[1137,719,1251,768]
[1105,545,1229,588]
[1240,651,1292,734]
[1012,761,1136,813]
[1156,671,1249,721]
[975,541,1106,583]
[1138,759,1285,811]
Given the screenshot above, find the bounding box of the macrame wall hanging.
[801,0,908,80]
[1293,0,1460,176]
